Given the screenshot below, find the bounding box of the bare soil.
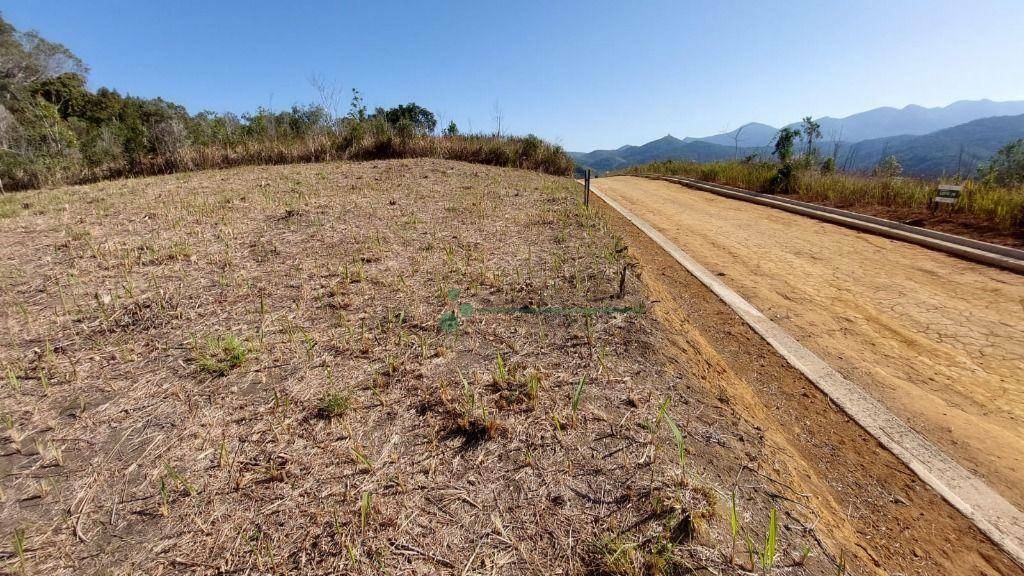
[0,159,847,575]
[595,176,1024,512]
[595,192,1023,575]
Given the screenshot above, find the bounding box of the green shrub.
[316,392,351,420]
[979,139,1024,188]
[193,334,248,376]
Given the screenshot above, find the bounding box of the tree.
[308,73,343,120]
[731,124,745,160]
[768,127,803,194]
[29,72,91,118]
[828,126,844,168]
[801,116,821,161]
[443,121,459,136]
[0,103,16,151]
[371,103,436,135]
[348,89,366,121]
[979,139,1024,188]
[0,14,88,91]
[491,101,504,136]
[875,154,903,178]
[772,127,800,164]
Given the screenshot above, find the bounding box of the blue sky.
[5,0,1024,151]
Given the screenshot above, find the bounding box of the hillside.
[841,113,1024,176]
[1,158,855,574]
[3,159,1016,575]
[570,135,764,173]
[687,122,779,148]
[0,14,572,192]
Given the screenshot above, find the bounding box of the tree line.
[0,14,569,191]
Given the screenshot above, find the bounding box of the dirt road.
[595,176,1024,510]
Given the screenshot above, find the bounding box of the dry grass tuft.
[315,391,352,420]
[193,333,250,376]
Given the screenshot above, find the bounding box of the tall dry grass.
[625,160,1024,232]
[3,130,573,192]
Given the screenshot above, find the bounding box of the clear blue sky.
[5,0,1024,151]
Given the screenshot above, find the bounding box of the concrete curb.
[640,174,1024,275]
[587,181,1024,568]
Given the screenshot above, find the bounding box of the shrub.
[767,162,798,194]
[370,103,436,135]
[979,139,1024,188]
[316,392,351,420]
[193,334,248,376]
[874,155,903,178]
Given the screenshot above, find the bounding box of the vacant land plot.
[0,160,775,574]
[0,161,1019,575]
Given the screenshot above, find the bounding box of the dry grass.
[0,131,574,193]
[0,159,832,574]
[626,160,1024,240]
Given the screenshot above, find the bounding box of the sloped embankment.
[594,184,1022,575]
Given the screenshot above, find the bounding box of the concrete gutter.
[640,174,1024,275]
[587,181,1024,568]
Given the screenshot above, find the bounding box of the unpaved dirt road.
[596,176,1024,510]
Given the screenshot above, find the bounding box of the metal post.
[584,169,591,206]
[617,263,630,299]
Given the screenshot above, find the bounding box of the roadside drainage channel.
[586,181,1024,568]
[640,174,1024,275]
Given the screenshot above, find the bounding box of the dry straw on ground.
[1,159,831,574]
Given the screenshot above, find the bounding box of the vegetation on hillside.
[981,138,1024,188]
[618,113,1024,235]
[0,14,571,191]
[623,138,1024,234]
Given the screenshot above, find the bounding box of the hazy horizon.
[6,0,1023,151]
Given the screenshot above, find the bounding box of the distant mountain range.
[840,114,1024,174]
[570,99,1024,177]
[682,122,778,148]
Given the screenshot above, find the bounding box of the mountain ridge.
[780,99,1024,143]
[569,99,1024,175]
[570,110,1024,177]
[571,99,1024,167]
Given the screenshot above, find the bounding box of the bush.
[767,162,798,194]
[979,139,1024,188]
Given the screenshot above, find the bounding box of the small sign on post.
[933,184,962,205]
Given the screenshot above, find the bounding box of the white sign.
[934,184,962,205]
